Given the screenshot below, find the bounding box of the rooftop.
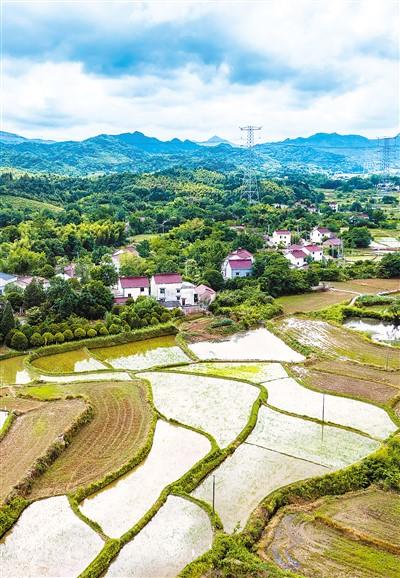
[290,249,307,259]
[153,273,182,284]
[275,229,291,235]
[120,276,149,289]
[229,259,253,270]
[0,272,17,282]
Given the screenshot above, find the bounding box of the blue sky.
[2,0,399,141]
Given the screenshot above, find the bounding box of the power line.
[239,125,262,203]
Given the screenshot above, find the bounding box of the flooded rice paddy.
[32,348,106,373]
[105,496,213,578]
[0,356,33,385]
[188,328,305,362]
[0,496,103,577]
[171,361,288,383]
[344,317,400,343]
[91,336,189,370]
[139,371,259,447]
[41,371,132,383]
[80,420,210,537]
[265,377,396,439]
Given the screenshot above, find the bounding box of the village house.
[310,227,334,244]
[323,237,343,257]
[14,276,50,291]
[285,249,307,268]
[150,273,197,307]
[221,248,254,280]
[117,276,150,301]
[271,229,291,247]
[0,272,17,295]
[328,201,339,212]
[303,244,323,261]
[111,246,139,271]
[195,284,216,305]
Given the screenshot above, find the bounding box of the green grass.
[276,291,351,314]
[0,194,64,212]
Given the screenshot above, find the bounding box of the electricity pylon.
[239,125,262,203]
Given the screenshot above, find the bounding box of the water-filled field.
[0,496,103,577]
[171,361,288,383]
[265,377,396,439]
[91,336,189,370]
[139,371,259,447]
[80,420,210,537]
[188,328,305,362]
[105,496,213,577]
[0,356,33,385]
[32,348,106,373]
[344,317,400,343]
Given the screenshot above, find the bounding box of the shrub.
[42,332,54,345]
[108,323,120,334]
[10,331,28,351]
[98,325,109,336]
[87,328,97,338]
[54,332,65,344]
[74,327,86,339]
[63,329,74,341]
[30,332,44,347]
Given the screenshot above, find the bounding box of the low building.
[285,249,307,268]
[196,284,216,305]
[303,245,323,261]
[117,276,150,300]
[328,201,339,212]
[323,237,343,257]
[0,272,17,295]
[111,246,139,271]
[310,227,334,244]
[271,229,291,247]
[14,276,50,291]
[221,248,254,280]
[180,281,198,307]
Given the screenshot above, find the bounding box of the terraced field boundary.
[0,411,16,442]
[180,435,400,577]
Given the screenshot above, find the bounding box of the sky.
[1,0,399,142]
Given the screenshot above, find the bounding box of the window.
[176,288,180,294]
[128,293,132,297]
[140,287,144,292]
[235,272,240,276]
[194,294,198,303]
[160,288,165,294]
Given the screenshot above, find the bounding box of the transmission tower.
[240,125,262,203]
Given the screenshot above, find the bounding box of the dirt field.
[26,380,153,498]
[0,398,86,503]
[276,291,351,314]
[278,317,400,369]
[292,365,399,405]
[312,360,400,388]
[0,396,46,413]
[329,278,400,294]
[259,489,400,578]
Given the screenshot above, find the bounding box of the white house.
[285,249,307,268]
[0,272,17,295]
[310,227,334,244]
[328,201,339,212]
[117,276,150,300]
[271,230,291,247]
[180,281,197,307]
[221,248,254,280]
[14,276,50,291]
[196,284,216,305]
[303,245,323,262]
[111,246,139,271]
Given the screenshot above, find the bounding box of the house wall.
[150,279,182,302]
[272,233,291,246]
[122,286,149,299]
[180,285,196,306]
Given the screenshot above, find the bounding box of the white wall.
[150,279,182,302]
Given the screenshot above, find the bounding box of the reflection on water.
[0,356,32,385]
[344,317,400,343]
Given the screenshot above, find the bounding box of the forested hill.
[0,130,387,176]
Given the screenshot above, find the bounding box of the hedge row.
[0,497,30,539]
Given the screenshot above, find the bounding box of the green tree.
[0,302,15,341]
[24,279,46,309]
[11,331,28,351]
[378,253,400,278]
[90,264,118,287]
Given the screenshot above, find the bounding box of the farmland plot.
[0,356,33,385]
[106,496,213,577]
[139,371,259,447]
[0,398,86,503]
[188,328,305,362]
[169,361,288,383]
[279,317,400,369]
[91,336,189,370]
[32,348,106,373]
[80,420,210,537]
[0,496,103,577]
[41,371,132,383]
[265,377,396,439]
[28,381,152,498]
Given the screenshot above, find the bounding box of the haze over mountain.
[1,130,395,176]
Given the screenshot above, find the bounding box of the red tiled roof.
[230,248,253,259]
[153,273,182,284]
[114,297,129,304]
[323,237,341,246]
[229,259,253,270]
[196,284,216,296]
[290,250,307,259]
[120,276,149,289]
[275,230,291,235]
[304,245,321,252]
[316,227,331,233]
[288,244,304,251]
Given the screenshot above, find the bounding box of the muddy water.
[32,348,106,373]
[0,356,33,385]
[106,496,213,577]
[265,377,396,439]
[80,420,210,537]
[91,336,189,370]
[194,443,327,532]
[139,371,259,447]
[344,317,400,343]
[0,496,103,577]
[188,328,305,362]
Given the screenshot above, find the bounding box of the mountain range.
[0,130,395,176]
